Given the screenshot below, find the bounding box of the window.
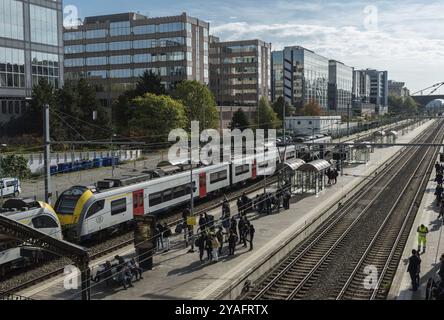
[173,185,187,199]
[0,0,24,40]
[109,41,131,51]
[235,164,250,176]
[86,70,107,79]
[64,58,84,67]
[86,56,107,66]
[163,189,173,202]
[109,69,132,78]
[158,22,184,33]
[210,170,228,184]
[64,31,82,41]
[149,192,162,207]
[110,21,130,36]
[110,55,131,65]
[133,24,156,35]
[111,198,127,215]
[30,4,58,45]
[86,43,107,52]
[86,200,105,219]
[85,29,107,39]
[31,51,60,88]
[65,45,83,54]
[133,54,151,63]
[0,47,25,88]
[32,216,58,229]
[133,39,155,49]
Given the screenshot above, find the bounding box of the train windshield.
[55,186,87,215]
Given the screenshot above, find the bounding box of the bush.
[0,154,31,179]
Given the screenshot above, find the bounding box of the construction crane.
[411,82,444,96]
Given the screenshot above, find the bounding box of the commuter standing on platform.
[265,193,272,215]
[417,224,429,253]
[248,224,255,251]
[196,233,205,261]
[230,216,238,236]
[198,213,207,232]
[283,189,291,210]
[228,231,238,256]
[205,234,213,261]
[162,223,172,252]
[211,234,220,262]
[238,217,245,245]
[182,206,191,242]
[216,227,224,255]
[436,172,444,186]
[407,249,421,291]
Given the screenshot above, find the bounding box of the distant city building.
[0,0,64,124]
[352,70,371,103]
[217,105,257,130]
[209,38,271,107]
[356,69,388,115]
[388,80,410,97]
[272,46,329,111]
[328,60,353,116]
[63,12,209,107]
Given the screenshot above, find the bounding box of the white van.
[0,178,21,197]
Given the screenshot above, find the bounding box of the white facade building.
[285,116,341,136]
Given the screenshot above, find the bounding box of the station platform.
[388,152,444,300]
[20,120,435,300]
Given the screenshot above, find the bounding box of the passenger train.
[0,198,62,276]
[55,146,298,242]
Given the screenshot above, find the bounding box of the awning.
[298,160,331,172]
[373,130,386,137]
[283,159,306,171]
[387,130,398,137]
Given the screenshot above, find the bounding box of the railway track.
[243,119,443,300]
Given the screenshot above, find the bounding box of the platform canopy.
[298,159,331,172]
[283,159,306,171]
[373,130,386,137]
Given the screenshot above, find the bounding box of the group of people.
[193,200,256,263]
[93,255,144,290]
[326,168,339,185]
[154,222,172,252]
[434,162,444,220]
[254,188,291,215]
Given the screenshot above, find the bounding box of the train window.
[173,185,186,198]
[186,181,196,194]
[111,198,126,215]
[235,164,250,176]
[149,192,162,207]
[163,189,173,202]
[32,216,58,229]
[138,194,144,206]
[55,197,78,215]
[86,200,105,219]
[6,181,16,187]
[287,151,296,159]
[210,170,228,183]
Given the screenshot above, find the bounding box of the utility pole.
[43,103,51,204]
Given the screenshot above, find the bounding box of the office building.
[328,60,353,116]
[209,37,271,107]
[63,12,209,106]
[356,69,388,115]
[217,105,257,130]
[388,80,410,97]
[0,0,64,124]
[272,46,329,110]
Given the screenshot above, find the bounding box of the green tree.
[256,97,280,130]
[302,99,323,116]
[172,80,219,130]
[272,96,295,120]
[129,93,188,143]
[229,108,250,130]
[0,154,31,179]
[133,70,166,97]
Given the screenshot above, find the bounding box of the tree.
[302,99,323,116]
[133,70,166,97]
[229,108,250,130]
[129,93,188,143]
[272,96,295,120]
[172,80,219,130]
[0,154,31,179]
[256,97,280,130]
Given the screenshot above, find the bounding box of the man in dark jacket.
[407,249,422,291]
[283,190,291,210]
[196,234,206,261]
[238,218,245,245]
[228,231,238,256]
[248,225,255,251]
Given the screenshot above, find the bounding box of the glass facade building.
[209,37,271,107]
[355,69,388,115]
[0,0,63,124]
[272,46,329,110]
[328,60,353,116]
[63,12,209,107]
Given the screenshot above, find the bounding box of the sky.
[64,0,444,94]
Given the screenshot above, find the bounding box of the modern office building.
[272,46,329,111]
[356,68,388,115]
[209,37,271,107]
[0,0,64,124]
[352,70,371,103]
[217,105,257,130]
[388,80,410,97]
[328,60,353,116]
[63,12,209,106]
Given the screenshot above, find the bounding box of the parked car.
[0,178,21,198]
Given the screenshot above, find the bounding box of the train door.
[133,190,144,216]
[252,160,257,179]
[199,173,207,198]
